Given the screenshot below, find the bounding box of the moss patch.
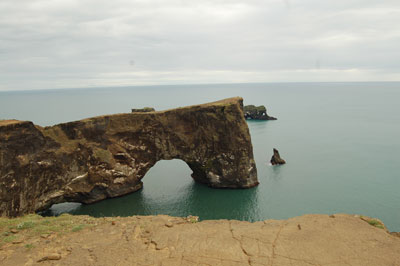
[204,159,213,171]
[0,214,97,247]
[243,105,266,114]
[93,147,113,164]
[367,219,385,229]
[360,216,386,230]
[25,243,35,250]
[41,127,80,152]
[71,224,85,232]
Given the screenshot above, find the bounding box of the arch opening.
[40,159,199,217]
[141,159,195,195]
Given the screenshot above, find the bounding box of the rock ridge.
[0,97,258,217]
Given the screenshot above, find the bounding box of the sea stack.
[243,105,277,120]
[270,148,286,165]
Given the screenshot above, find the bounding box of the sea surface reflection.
[43,159,260,221]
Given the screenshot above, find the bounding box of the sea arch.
[0,98,258,217]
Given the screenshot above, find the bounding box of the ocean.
[1,82,399,231]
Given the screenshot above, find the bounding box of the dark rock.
[131,107,155,113]
[0,97,258,217]
[270,148,286,165]
[113,152,130,161]
[243,105,277,120]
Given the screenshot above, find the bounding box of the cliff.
[0,214,399,265]
[0,97,258,217]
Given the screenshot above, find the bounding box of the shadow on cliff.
[42,159,261,221]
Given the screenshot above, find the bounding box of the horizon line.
[1,80,400,93]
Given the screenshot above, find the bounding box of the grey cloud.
[0,0,399,90]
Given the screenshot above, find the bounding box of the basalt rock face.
[0,97,258,217]
[243,105,277,120]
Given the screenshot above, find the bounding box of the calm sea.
[1,82,399,231]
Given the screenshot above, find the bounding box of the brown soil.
[1,214,399,266]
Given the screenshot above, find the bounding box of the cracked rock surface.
[0,97,258,217]
[1,214,399,266]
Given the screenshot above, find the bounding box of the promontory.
[0,97,258,217]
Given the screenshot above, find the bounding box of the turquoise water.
[1,82,399,231]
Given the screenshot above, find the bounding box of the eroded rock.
[0,97,258,217]
[244,105,277,120]
[270,148,286,165]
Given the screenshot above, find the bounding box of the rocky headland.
[0,97,258,217]
[0,213,399,265]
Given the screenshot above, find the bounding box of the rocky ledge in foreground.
[0,97,258,217]
[244,105,277,120]
[0,214,399,265]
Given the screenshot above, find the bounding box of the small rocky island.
[243,105,277,120]
[270,148,286,165]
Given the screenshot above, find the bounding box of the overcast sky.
[0,0,399,91]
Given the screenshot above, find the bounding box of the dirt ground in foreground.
[1,213,399,266]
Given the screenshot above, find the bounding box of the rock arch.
[0,97,258,217]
